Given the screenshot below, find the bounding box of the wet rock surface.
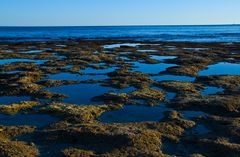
[0,40,239,156]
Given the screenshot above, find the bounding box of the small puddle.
[20,50,45,53]
[162,46,177,50]
[4,70,24,74]
[99,105,170,123]
[46,83,133,105]
[201,86,224,96]
[132,62,177,74]
[0,96,31,105]
[80,67,117,74]
[56,44,67,48]
[181,111,208,120]
[63,65,73,69]
[0,58,47,65]
[151,75,195,82]
[166,92,177,100]
[1,50,14,53]
[190,124,210,135]
[199,62,240,76]
[118,56,132,61]
[47,72,108,81]
[150,55,177,61]
[0,114,58,128]
[137,50,159,53]
[183,48,209,51]
[103,43,142,49]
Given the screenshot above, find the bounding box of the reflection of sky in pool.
[99,105,170,123]
[151,75,195,82]
[190,124,210,135]
[47,72,108,81]
[20,50,44,53]
[64,65,73,69]
[0,96,31,105]
[56,44,67,47]
[199,62,240,76]
[137,50,159,53]
[1,50,14,53]
[201,86,224,96]
[183,48,209,51]
[0,58,47,65]
[132,62,177,74]
[4,70,23,74]
[118,56,131,61]
[46,83,134,105]
[181,111,208,119]
[80,67,117,74]
[162,46,177,50]
[152,86,176,100]
[150,55,176,61]
[103,43,142,49]
[0,114,58,128]
[165,92,176,100]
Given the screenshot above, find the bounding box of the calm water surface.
[1,25,240,42]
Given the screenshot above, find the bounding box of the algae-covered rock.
[92,92,129,104]
[32,90,67,99]
[104,70,152,88]
[196,75,240,93]
[0,101,39,115]
[1,40,240,156]
[156,81,204,95]
[0,125,38,157]
[93,87,165,106]
[36,118,194,157]
[129,87,165,106]
[0,139,39,157]
[197,116,240,141]
[184,138,240,157]
[38,80,80,87]
[170,94,240,116]
[0,125,35,138]
[162,65,207,76]
[62,148,95,157]
[42,102,123,122]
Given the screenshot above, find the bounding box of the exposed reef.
[0,40,239,156]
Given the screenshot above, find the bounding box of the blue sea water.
[0,25,240,42]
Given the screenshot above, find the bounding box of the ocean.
[0,25,240,42]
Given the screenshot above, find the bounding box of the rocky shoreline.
[0,40,239,157]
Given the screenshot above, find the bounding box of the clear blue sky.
[1,0,240,26]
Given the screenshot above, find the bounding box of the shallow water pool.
[201,86,224,96]
[181,111,208,119]
[132,62,177,74]
[0,58,47,65]
[151,75,195,82]
[80,66,117,74]
[47,72,108,81]
[0,96,31,105]
[199,62,240,76]
[150,55,177,61]
[190,124,210,135]
[137,50,159,53]
[99,105,170,123]
[103,43,142,49]
[46,83,134,105]
[0,114,58,128]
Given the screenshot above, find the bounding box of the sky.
[0,0,240,26]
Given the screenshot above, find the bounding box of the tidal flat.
[0,40,240,157]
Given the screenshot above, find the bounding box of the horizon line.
[0,23,240,27]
